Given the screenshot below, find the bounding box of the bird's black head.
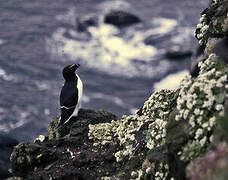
[62,64,80,81]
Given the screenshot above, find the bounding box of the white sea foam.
[145,18,178,36]
[90,93,125,107]
[47,8,180,78]
[44,108,50,116]
[129,108,138,114]
[35,81,50,91]
[82,95,91,103]
[0,110,29,133]
[154,70,189,91]
[0,67,17,81]
[46,24,166,77]
[0,39,5,45]
[49,25,157,66]
[0,68,6,76]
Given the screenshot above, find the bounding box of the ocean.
[0,0,209,141]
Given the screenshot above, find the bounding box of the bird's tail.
[53,115,74,135]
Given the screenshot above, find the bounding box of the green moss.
[178,140,207,162]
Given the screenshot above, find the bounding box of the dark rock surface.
[0,134,18,179]
[47,109,118,139]
[0,134,18,148]
[104,10,141,27]
[10,109,119,179]
[76,16,98,32]
[190,45,207,77]
[10,97,190,179]
[165,49,192,60]
[144,33,174,46]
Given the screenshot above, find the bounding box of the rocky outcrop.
[195,0,228,47]
[10,109,118,179]
[76,16,98,32]
[9,0,228,179]
[165,49,192,60]
[186,142,228,180]
[104,10,141,27]
[0,134,18,179]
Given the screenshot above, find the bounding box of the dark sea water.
[0,0,209,141]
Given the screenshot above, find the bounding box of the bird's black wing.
[59,82,78,125]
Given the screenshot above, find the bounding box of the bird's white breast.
[76,73,83,102]
[71,73,83,117]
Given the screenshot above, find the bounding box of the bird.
[58,63,83,128]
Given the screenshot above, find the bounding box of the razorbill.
[58,63,83,127]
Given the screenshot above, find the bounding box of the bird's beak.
[75,64,80,68]
[70,64,80,70]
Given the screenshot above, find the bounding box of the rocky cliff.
[8,0,228,179]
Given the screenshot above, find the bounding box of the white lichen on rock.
[142,90,176,150]
[101,176,119,180]
[114,114,150,162]
[88,89,176,179]
[196,0,228,46]
[34,135,46,143]
[131,161,172,180]
[145,119,167,150]
[142,90,175,119]
[88,120,120,146]
[196,14,209,46]
[175,54,228,161]
[88,89,176,163]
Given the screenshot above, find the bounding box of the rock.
[144,34,193,60]
[190,46,207,77]
[104,10,141,27]
[0,134,18,148]
[10,143,57,178]
[191,37,228,78]
[47,109,118,139]
[144,33,174,46]
[34,135,46,143]
[0,134,18,179]
[186,142,228,180]
[10,109,119,179]
[76,16,98,32]
[205,37,228,62]
[165,49,192,60]
[195,0,228,46]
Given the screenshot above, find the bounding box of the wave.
[0,67,17,82]
[154,70,189,91]
[46,7,180,78]
[0,107,29,133]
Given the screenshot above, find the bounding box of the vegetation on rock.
[9,0,228,179]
